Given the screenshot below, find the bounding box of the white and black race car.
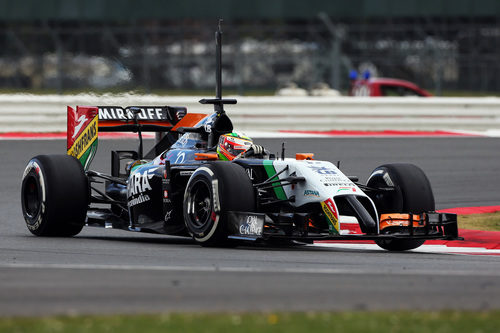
[20,23,460,251]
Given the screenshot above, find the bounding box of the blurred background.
[0,0,499,96]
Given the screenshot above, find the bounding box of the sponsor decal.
[128,167,159,207]
[204,117,214,133]
[304,189,320,197]
[239,215,264,236]
[67,106,97,149]
[23,161,46,231]
[337,187,356,193]
[179,170,194,176]
[174,109,186,122]
[321,198,340,235]
[98,107,166,121]
[322,175,347,182]
[162,169,170,185]
[212,179,220,213]
[384,220,406,227]
[245,168,255,180]
[23,160,35,178]
[72,115,88,138]
[128,169,155,197]
[164,210,173,222]
[67,107,99,171]
[324,183,353,187]
[128,194,151,207]
[67,116,98,161]
[174,152,186,164]
[308,165,337,175]
[383,173,394,187]
[162,163,172,205]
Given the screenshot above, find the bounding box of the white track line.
[313,243,500,256]
[0,262,498,276]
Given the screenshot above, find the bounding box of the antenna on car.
[199,20,237,115]
[215,19,223,103]
[281,142,286,160]
[199,19,238,148]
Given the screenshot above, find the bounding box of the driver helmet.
[217,133,253,161]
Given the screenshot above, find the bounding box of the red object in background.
[350,78,432,97]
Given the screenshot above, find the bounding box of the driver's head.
[217,133,253,161]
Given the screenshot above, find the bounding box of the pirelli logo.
[67,116,98,159]
[321,198,340,234]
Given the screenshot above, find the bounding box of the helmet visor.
[219,135,252,159]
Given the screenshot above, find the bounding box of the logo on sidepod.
[164,210,173,222]
[127,168,159,207]
[128,169,155,196]
[304,190,320,197]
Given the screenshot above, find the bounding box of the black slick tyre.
[366,163,435,251]
[21,154,89,237]
[183,162,255,246]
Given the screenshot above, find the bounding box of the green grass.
[439,90,500,97]
[458,212,500,231]
[0,311,498,333]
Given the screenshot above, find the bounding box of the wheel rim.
[23,176,41,218]
[187,180,212,229]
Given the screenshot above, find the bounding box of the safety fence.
[1,94,499,133]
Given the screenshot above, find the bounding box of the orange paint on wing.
[171,113,208,131]
[380,213,426,230]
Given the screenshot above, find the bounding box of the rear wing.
[97,105,186,132]
[67,105,207,170]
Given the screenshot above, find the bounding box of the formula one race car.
[21,23,460,251]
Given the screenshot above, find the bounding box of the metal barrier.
[1,94,500,132]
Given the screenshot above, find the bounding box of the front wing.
[225,211,461,243]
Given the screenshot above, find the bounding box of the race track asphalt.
[1,137,499,316]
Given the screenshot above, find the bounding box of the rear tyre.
[21,154,89,236]
[366,163,434,251]
[183,162,255,246]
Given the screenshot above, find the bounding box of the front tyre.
[21,155,89,236]
[183,162,255,246]
[367,163,435,251]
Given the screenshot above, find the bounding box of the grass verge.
[458,212,500,231]
[1,311,499,333]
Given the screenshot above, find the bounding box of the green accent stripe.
[80,141,98,171]
[263,160,287,200]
